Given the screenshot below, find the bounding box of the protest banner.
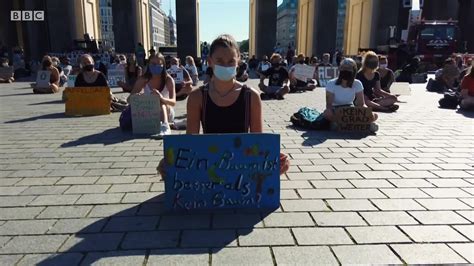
[294,64,316,82]
[168,68,184,84]
[129,94,161,135]
[107,68,125,87]
[164,134,281,211]
[67,75,77,88]
[390,82,411,95]
[36,70,51,88]
[335,107,374,132]
[65,87,110,116]
[318,67,339,86]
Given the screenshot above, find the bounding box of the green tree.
[240,39,249,53]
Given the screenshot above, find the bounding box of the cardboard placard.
[167,68,184,84]
[0,66,14,79]
[335,107,373,132]
[67,75,77,88]
[318,67,339,87]
[65,87,111,116]
[129,94,161,135]
[390,82,411,95]
[36,70,51,88]
[294,64,316,82]
[107,68,125,87]
[164,134,281,211]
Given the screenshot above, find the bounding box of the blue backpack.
[290,107,330,130]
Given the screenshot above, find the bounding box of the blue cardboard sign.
[163,134,280,211]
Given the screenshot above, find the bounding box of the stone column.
[176,0,200,62]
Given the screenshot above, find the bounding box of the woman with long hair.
[33,55,60,94]
[119,54,142,93]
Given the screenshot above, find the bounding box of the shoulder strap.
[201,84,209,132]
[243,85,251,132]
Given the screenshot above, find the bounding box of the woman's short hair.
[209,34,240,57]
[361,51,378,71]
[186,56,195,66]
[270,53,282,62]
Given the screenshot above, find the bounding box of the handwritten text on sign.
[65,87,110,116]
[294,64,316,82]
[335,107,373,131]
[164,134,281,211]
[318,67,339,87]
[36,70,51,88]
[107,69,125,87]
[129,95,161,135]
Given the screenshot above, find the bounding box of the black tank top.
[201,84,251,134]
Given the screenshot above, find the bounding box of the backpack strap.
[243,85,251,132]
[201,83,209,132]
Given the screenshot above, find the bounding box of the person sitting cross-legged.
[258,53,290,100]
[460,66,474,110]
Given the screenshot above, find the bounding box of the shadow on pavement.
[38,194,271,265]
[4,112,77,124]
[0,91,34,97]
[29,100,64,105]
[61,127,135,147]
[297,128,370,146]
[456,109,474,118]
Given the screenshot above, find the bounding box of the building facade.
[168,12,177,46]
[99,0,115,49]
[276,0,297,53]
[335,0,347,52]
[149,0,166,49]
[164,15,170,45]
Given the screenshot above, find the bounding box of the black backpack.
[438,91,460,109]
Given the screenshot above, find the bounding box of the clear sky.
[161,0,283,43]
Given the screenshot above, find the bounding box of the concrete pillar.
[112,0,137,53]
[344,0,375,55]
[458,0,474,52]
[176,0,200,62]
[253,0,277,58]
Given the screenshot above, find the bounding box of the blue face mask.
[214,64,236,81]
[149,64,163,75]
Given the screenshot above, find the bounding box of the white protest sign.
[294,64,316,82]
[318,67,339,87]
[36,70,51,88]
[168,68,184,84]
[107,69,125,87]
[261,64,270,72]
[67,75,77,87]
[390,82,411,95]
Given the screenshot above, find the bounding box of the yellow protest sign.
[64,87,111,116]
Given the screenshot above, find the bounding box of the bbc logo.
[10,11,44,21]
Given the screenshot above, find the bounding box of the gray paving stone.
[409,211,471,224]
[0,196,36,207]
[80,250,146,266]
[0,235,69,254]
[181,230,237,248]
[322,171,363,180]
[400,225,468,242]
[10,170,51,178]
[0,186,28,196]
[88,204,139,218]
[273,246,338,265]
[311,180,354,188]
[349,179,394,188]
[372,199,425,210]
[121,231,179,249]
[395,170,437,178]
[76,193,124,205]
[380,188,430,198]
[263,212,314,227]
[148,249,209,265]
[108,183,151,193]
[238,228,294,246]
[311,212,366,226]
[297,189,343,199]
[0,219,56,235]
[17,253,83,266]
[56,176,99,185]
[333,245,402,264]
[292,228,352,245]
[389,178,435,188]
[431,170,472,178]
[347,226,411,244]
[29,194,79,206]
[448,243,474,263]
[456,210,474,222]
[428,178,474,187]
[280,199,329,211]
[391,244,467,264]
[416,198,471,210]
[453,225,474,241]
[0,178,21,186]
[0,255,23,265]
[20,185,69,195]
[103,216,160,232]
[0,207,44,220]
[280,180,312,189]
[64,184,110,194]
[121,192,162,203]
[16,177,60,186]
[357,171,401,179]
[327,199,377,211]
[59,233,123,252]
[212,247,273,265]
[360,211,419,225]
[421,188,472,198]
[159,214,211,230]
[339,188,387,198]
[280,189,299,199]
[48,218,106,234]
[213,213,264,229]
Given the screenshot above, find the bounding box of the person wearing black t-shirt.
[356,51,398,112]
[236,60,248,82]
[258,53,290,100]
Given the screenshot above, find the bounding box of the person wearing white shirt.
[184,56,199,86]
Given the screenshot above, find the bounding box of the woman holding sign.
[33,56,60,94]
[118,54,142,93]
[132,53,176,138]
[158,34,290,177]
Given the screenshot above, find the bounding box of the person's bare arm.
[157,76,176,106]
[374,80,395,98]
[186,89,202,134]
[131,77,147,94]
[326,91,334,110]
[51,68,60,85]
[355,91,365,107]
[249,88,263,133]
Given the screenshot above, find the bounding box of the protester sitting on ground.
[236,60,249,82]
[289,53,317,92]
[51,56,66,87]
[0,58,14,83]
[309,56,320,86]
[248,55,258,72]
[460,66,474,110]
[429,59,460,93]
[396,57,420,83]
[378,56,395,93]
[287,55,298,70]
[33,55,60,94]
[184,56,199,86]
[319,53,333,67]
[168,57,193,101]
[323,58,378,123]
[59,57,72,78]
[158,34,289,177]
[258,53,290,100]
[118,54,142,93]
[257,55,271,75]
[94,55,108,77]
[356,51,399,112]
[131,53,175,138]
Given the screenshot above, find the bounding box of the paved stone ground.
[0,78,473,265]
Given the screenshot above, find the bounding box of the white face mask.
[171,65,179,70]
[379,64,388,69]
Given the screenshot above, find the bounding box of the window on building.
[403,0,424,8]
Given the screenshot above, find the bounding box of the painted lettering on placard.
[318,67,339,87]
[164,134,280,211]
[129,94,161,135]
[335,107,373,132]
[65,87,110,116]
